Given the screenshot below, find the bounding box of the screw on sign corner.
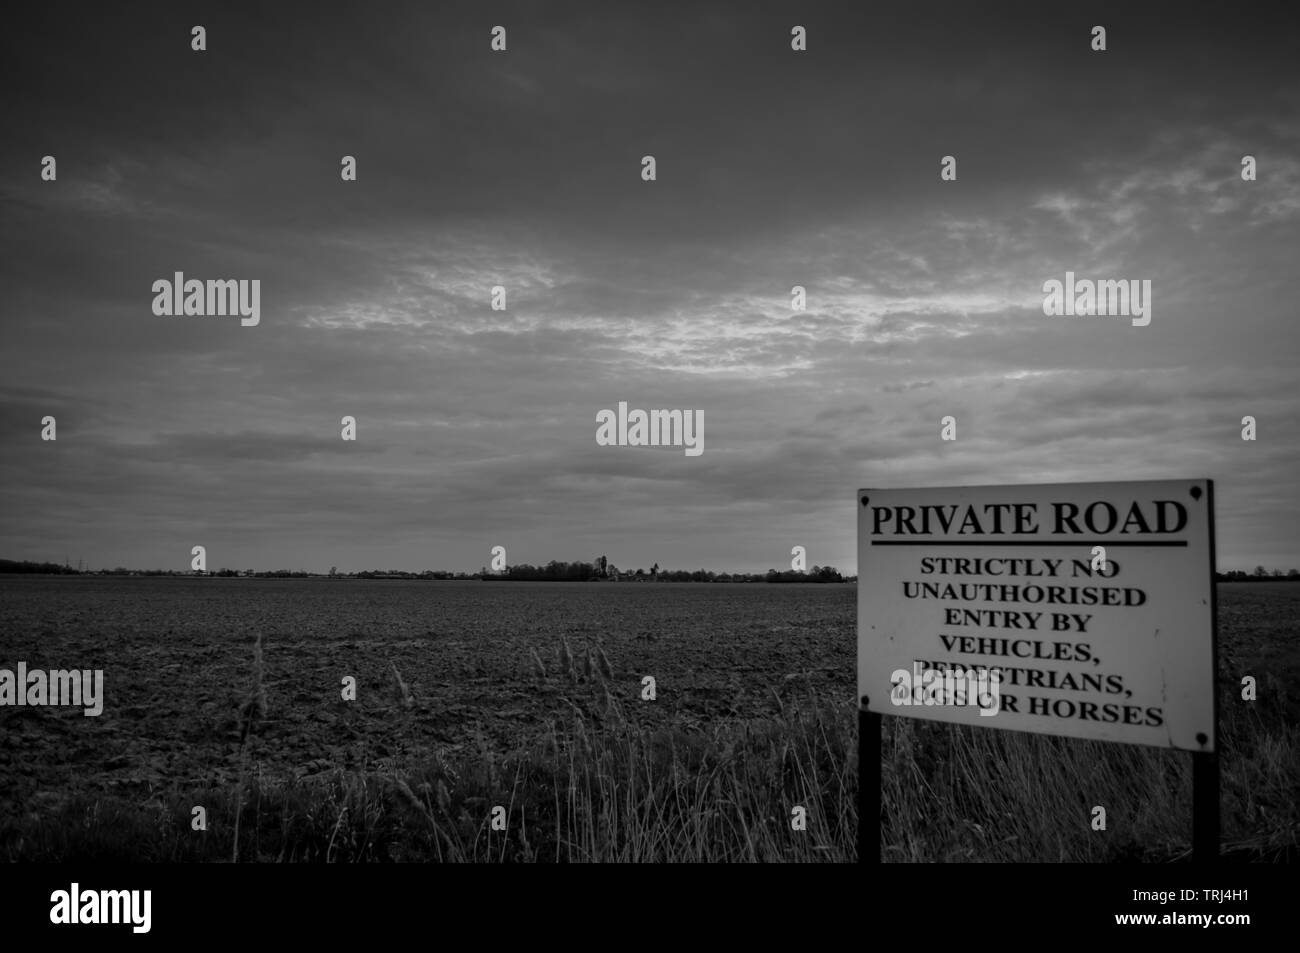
[860,495,870,507]
[1190,486,1203,501]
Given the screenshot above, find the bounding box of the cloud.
[1,2,1298,573]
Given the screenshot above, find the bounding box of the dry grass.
[389,661,414,709]
[2,666,1293,862]
[236,632,267,743]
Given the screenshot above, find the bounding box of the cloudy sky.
[2,1,1298,574]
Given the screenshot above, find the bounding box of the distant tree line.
[0,562,318,577]
[482,560,604,581]
[353,570,477,580]
[1216,568,1300,581]
[8,557,1296,583]
[0,559,80,574]
[0,558,852,581]
[100,567,311,577]
[480,559,850,583]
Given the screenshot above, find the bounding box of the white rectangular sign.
[857,479,1216,751]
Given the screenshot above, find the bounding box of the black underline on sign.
[869,540,1189,547]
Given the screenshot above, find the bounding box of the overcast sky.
[1,1,1297,574]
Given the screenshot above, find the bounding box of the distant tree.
[1254,565,1268,577]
